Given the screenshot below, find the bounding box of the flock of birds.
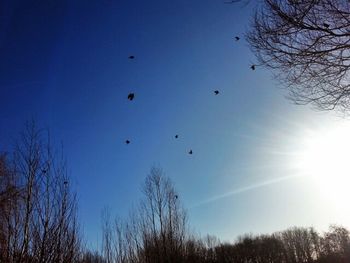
[124,36,256,155]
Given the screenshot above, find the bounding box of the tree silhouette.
[0,122,81,262]
[246,0,350,111]
[101,167,187,263]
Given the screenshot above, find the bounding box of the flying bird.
[214,90,219,95]
[234,36,240,41]
[125,140,130,144]
[250,64,256,70]
[175,135,179,139]
[127,93,135,101]
[188,150,193,155]
[128,55,135,59]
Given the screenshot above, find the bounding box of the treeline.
[209,226,350,263]
[94,168,350,263]
[1,124,350,263]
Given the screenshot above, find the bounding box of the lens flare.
[297,123,350,210]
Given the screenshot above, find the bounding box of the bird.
[188,150,193,155]
[175,195,178,199]
[63,181,68,185]
[127,93,135,101]
[125,140,130,144]
[250,64,256,70]
[175,135,179,139]
[323,23,330,28]
[234,36,240,41]
[214,90,219,95]
[128,55,135,59]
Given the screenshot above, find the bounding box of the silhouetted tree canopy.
[246,0,350,111]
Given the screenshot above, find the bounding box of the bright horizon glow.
[297,122,350,217]
[191,116,350,226]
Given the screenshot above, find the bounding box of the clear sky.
[1,0,350,249]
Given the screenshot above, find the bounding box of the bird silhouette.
[175,195,178,199]
[188,150,193,155]
[323,23,330,28]
[128,55,135,59]
[175,135,179,139]
[250,64,256,70]
[63,181,68,185]
[127,93,135,101]
[214,90,219,95]
[125,140,130,144]
[235,36,240,41]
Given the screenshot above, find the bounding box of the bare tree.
[101,208,115,263]
[246,0,350,111]
[276,227,318,262]
[101,167,187,263]
[0,153,21,262]
[0,122,81,262]
[139,167,187,263]
[320,225,350,261]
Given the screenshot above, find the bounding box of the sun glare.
[298,122,350,208]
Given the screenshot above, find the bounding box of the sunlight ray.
[191,173,304,208]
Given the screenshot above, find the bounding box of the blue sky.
[1,0,349,249]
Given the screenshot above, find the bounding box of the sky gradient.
[1,0,349,249]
